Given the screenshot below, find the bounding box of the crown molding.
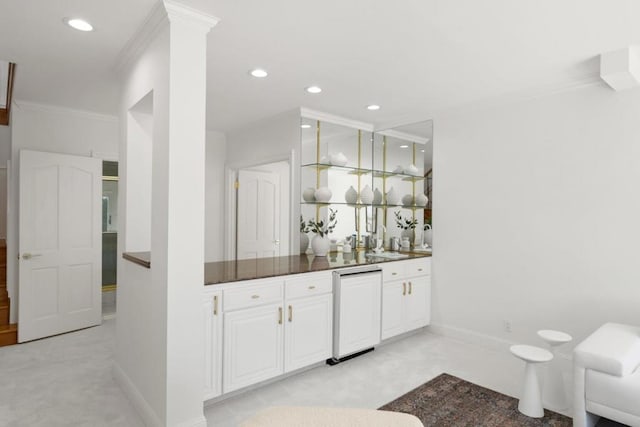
[164,0,220,30]
[376,129,430,145]
[114,2,169,74]
[300,107,374,132]
[434,73,604,119]
[13,100,118,123]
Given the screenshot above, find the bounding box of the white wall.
[431,83,640,353]
[7,101,118,322]
[205,130,226,262]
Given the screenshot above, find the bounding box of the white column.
[153,2,218,426]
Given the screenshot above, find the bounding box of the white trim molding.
[427,323,572,362]
[300,108,374,132]
[164,0,220,30]
[376,129,430,145]
[112,363,162,427]
[114,2,169,74]
[12,100,118,123]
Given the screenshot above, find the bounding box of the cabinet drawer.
[223,279,283,311]
[382,261,406,282]
[405,258,431,277]
[285,271,332,300]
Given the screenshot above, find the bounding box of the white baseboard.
[175,416,207,427]
[427,323,572,361]
[112,362,162,427]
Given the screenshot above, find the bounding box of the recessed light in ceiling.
[420,149,425,153]
[366,104,381,111]
[250,68,268,78]
[305,86,322,94]
[400,145,409,148]
[300,124,312,129]
[64,18,94,32]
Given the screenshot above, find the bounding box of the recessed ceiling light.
[400,145,409,149]
[300,124,311,129]
[366,104,381,111]
[305,86,322,94]
[420,149,425,153]
[64,18,94,32]
[250,68,268,78]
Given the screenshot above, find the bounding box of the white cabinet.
[381,280,405,339]
[203,290,222,400]
[223,302,284,393]
[284,293,333,372]
[405,276,430,331]
[381,259,431,340]
[220,272,332,394]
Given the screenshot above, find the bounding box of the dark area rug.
[380,373,571,426]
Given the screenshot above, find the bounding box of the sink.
[365,252,409,260]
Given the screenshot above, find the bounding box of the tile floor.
[1,315,584,427]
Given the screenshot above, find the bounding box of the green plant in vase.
[394,210,418,247]
[307,208,337,256]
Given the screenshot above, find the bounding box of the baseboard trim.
[112,362,162,427]
[427,323,572,361]
[175,415,207,427]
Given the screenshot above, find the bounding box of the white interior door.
[18,150,102,342]
[236,169,280,260]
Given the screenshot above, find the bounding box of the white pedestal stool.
[537,329,572,410]
[510,344,553,418]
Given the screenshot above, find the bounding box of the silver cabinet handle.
[273,240,280,244]
[408,281,413,295]
[213,295,218,315]
[21,253,42,260]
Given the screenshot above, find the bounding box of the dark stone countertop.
[122,250,431,285]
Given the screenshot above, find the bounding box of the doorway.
[231,159,291,261]
[102,160,118,318]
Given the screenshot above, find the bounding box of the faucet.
[374,225,386,252]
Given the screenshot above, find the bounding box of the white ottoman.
[538,329,572,410]
[511,344,553,418]
[240,406,424,427]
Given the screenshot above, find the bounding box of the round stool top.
[510,344,553,363]
[537,329,572,345]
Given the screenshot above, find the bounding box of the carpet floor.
[380,373,571,426]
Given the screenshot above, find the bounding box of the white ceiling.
[1,0,639,132]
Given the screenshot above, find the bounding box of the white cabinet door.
[223,303,284,393]
[203,291,222,400]
[284,294,332,373]
[334,272,381,358]
[381,280,405,340]
[405,276,431,331]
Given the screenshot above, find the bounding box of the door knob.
[21,253,42,260]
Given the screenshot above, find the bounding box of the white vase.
[423,225,433,247]
[300,233,309,254]
[314,187,332,202]
[404,164,419,176]
[311,235,330,256]
[302,187,316,202]
[415,193,428,207]
[401,228,414,245]
[360,184,374,204]
[345,186,358,204]
[386,187,400,205]
[373,188,383,205]
[402,194,414,207]
[329,152,348,166]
